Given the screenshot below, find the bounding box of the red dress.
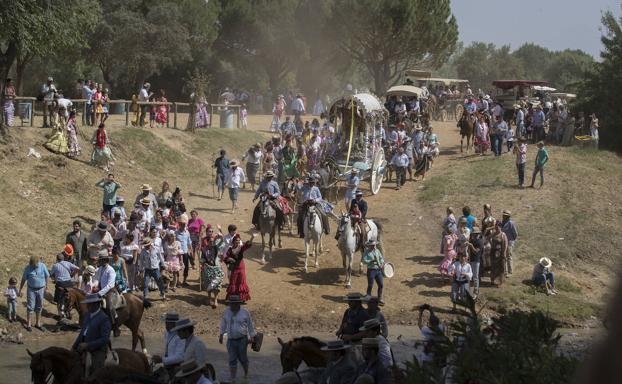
[225,242,252,301]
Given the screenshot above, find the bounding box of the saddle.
[101,291,126,311]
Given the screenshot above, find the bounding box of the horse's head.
[278,337,298,373]
[337,211,350,233]
[278,337,326,374]
[59,287,77,320]
[28,349,52,384]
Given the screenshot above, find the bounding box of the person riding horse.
[252,171,284,230]
[296,176,331,238]
[346,190,369,243]
[94,254,120,337]
[71,293,111,376]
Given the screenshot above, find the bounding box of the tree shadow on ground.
[402,272,447,289]
[71,215,97,225]
[174,292,210,308]
[194,207,232,214]
[254,248,303,273]
[286,267,343,287]
[188,191,212,200]
[321,294,348,304]
[406,255,440,265]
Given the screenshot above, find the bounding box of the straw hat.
[171,318,197,332]
[81,293,103,304]
[178,213,189,224]
[85,265,97,276]
[350,168,359,173]
[116,196,125,203]
[141,184,152,191]
[355,190,363,196]
[320,340,351,351]
[502,210,511,216]
[140,197,151,205]
[175,359,204,378]
[142,237,153,246]
[265,170,275,177]
[540,257,552,268]
[230,160,238,167]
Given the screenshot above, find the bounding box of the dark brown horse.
[28,346,150,384]
[61,287,149,352]
[277,336,328,373]
[458,110,476,153]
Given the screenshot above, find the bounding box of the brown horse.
[28,346,150,384]
[61,287,149,352]
[277,336,327,373]
[458,110,476,153]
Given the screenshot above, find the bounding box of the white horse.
[303,204,323,273]
[283,179,304,236]
[336,213,383,288]
[258,195,281,264]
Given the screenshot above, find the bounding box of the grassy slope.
[0,126,266,284]
[418,146,621,323]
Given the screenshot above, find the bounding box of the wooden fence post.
[174,103,178,129]
[166,103,170,128]
[83,103,87,126]
[30,100,34,127]
[125,101,129,126]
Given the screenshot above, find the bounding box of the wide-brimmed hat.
[141,184,152,191]
[85,265,96,276]
[253,142,261,148]
[175,359,204,378]
[350,168,359,173]
[362,337,380,347]
[471,227,482,234]
[140,197,151,205]
[540,257,552,268]
[225,295,246,305]
[275,371,301,384]
[265,170,275,177]
[230,160,238,167]
[320,340,351,351]
[171,318,197,332]
[502,210,511,216]
[81,293,103,304]
[359,318,382,331]
[415,125,423,131]
[98,253,112,260]
[353,374,375,384]
[178,213,189,224]
[97,221,109,231]
[63,244,74,257]
[142,237,153,246]
[355,190,363,196]
[365,239,377,246]
[344,292,364,301]
[161,310,180,322]
[116,196,125,203]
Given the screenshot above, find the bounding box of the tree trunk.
[15,55,31,96]
[372,63,386,96]
[0,41,18,107]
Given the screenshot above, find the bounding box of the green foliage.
[328,0,458,94]
[575,6,622,151]
[400,310,579,383]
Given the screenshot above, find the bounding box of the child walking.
[4,277,18,322]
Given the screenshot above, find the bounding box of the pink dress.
[164,240,183,272]
[438,233,457,276]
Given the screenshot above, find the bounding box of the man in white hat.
[319,340,356,384]
[344,168,360,209]
[252,170,283,228]
[134,183,158,213]
[87,221,114,265]
[137,196,154,234]
[219,295,257,382]
[361,240,385,305]
[225,160,246,214]
[152,311,185,376]
[532,257,556,295]
[71,293,111,375]
[40,76,57,127]
[175,359,213,384]
[138,237,167,300]
[173,318,208,369]
[93,253,120,336]
[353,338,390,383]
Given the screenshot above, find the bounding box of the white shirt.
[183,335,208,368]
[391,153,409,167]
[377,335,393,368]
[448,261,473,281]
[220,308,256,339]
[225,167,246,189]
[57,98,73,110]
[491,104,503,118]
[291,97,305,113]
[163,331,185,366]
[139,88,149,102]
[95,264,116,296]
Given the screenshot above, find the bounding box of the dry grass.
[418,145,622,323]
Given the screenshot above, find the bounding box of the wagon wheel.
[370,148,386,195]
[454,104,464,121]
[440,109,448,122]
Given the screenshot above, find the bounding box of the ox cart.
[326,93,388,195]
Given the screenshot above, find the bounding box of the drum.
[382,262,395,278]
